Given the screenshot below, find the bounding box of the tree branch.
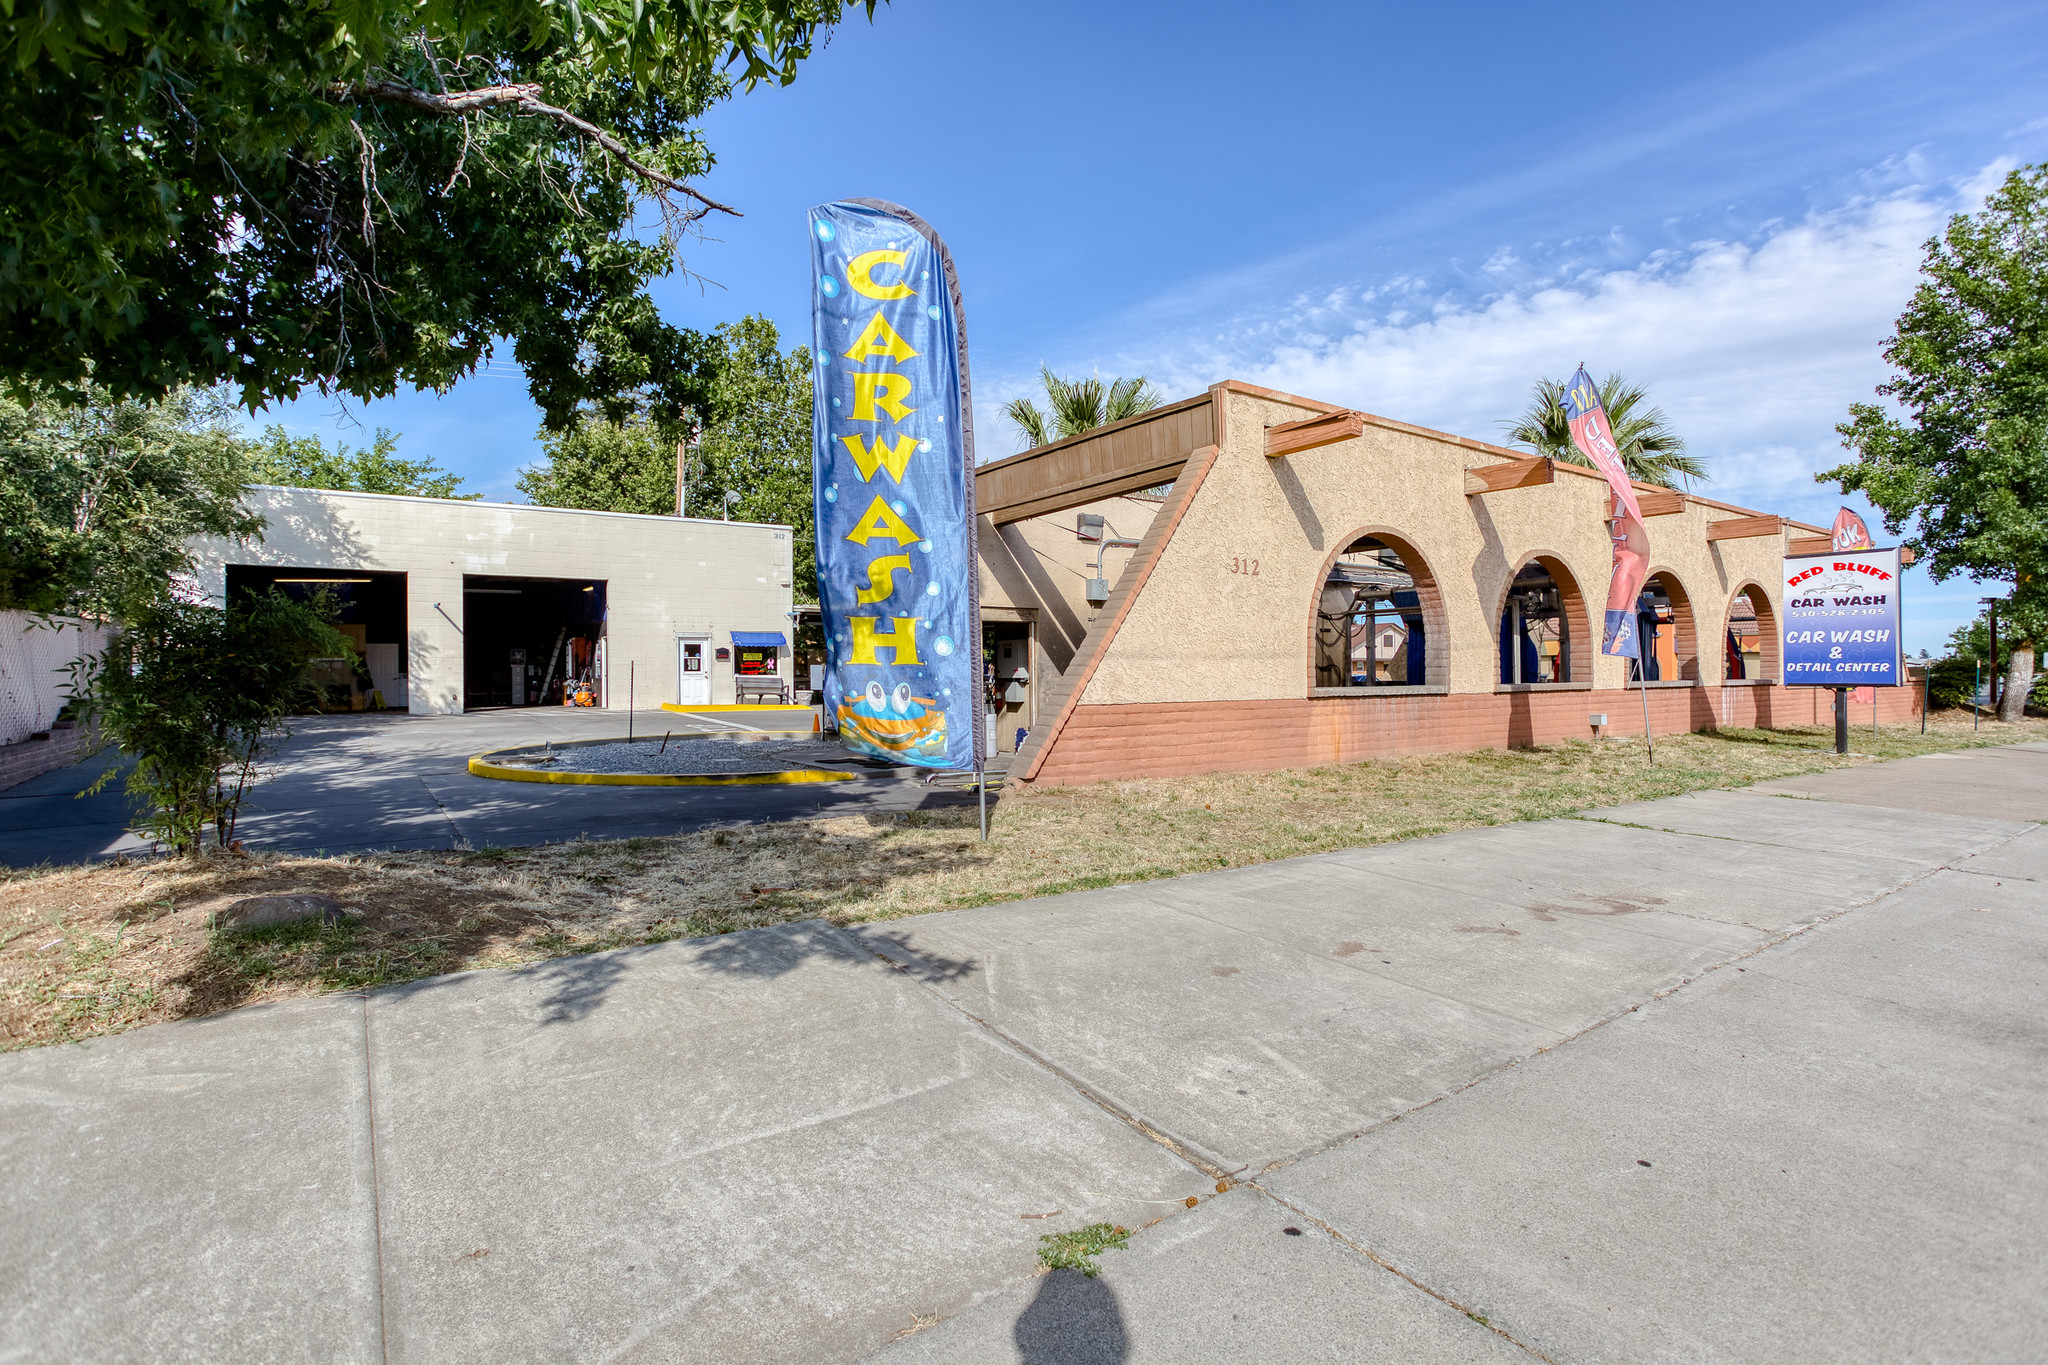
[335,80,740,218]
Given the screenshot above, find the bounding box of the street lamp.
[723,489,742,522]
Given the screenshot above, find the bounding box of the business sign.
[809,199,982,769]
[1782,547,1902,686]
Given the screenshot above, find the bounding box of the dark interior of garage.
[227,566,408,709]
[462,576,608,708]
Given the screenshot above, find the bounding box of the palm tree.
[1004,368,1163,449]
[1504,373,1708,489]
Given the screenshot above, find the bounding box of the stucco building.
[973,380,1921,788]
[190,487,795,714]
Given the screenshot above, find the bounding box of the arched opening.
[1496,556,1587,684]
[1314,533,1440,689]
[1627,571,1699,682]
[1723,582,1778,681]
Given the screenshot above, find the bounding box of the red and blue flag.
[1560,367,1649,659]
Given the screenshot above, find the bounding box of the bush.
[72,590,352,854]
[1926,655,1979,711]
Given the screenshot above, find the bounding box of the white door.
[677,638,710,705]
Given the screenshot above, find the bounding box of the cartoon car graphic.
[838,681,947,759]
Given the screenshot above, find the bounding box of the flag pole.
[1638,662,1654,765]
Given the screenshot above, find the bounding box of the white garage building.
[189,487,796,714]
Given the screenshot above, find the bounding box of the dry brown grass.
[4,714,2039,1052]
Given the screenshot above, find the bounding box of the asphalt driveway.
[0,708,982,867]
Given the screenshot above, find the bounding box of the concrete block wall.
[189,488,794,714]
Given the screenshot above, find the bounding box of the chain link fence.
[0,612,111,746]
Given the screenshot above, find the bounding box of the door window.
[682,643,703,673]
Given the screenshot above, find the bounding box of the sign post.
[1781,546,1903,754]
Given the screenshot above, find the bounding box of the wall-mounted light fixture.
[1079,514,1141,607]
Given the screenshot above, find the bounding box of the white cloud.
[1008,160,2020,653]
[1146,183,1979,518]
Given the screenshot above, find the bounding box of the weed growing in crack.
[1037,1223,1129,1278]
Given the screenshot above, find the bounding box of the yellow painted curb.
[469,754,854,786]
[660,702,816,714]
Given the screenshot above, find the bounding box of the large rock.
[217,894,345,931]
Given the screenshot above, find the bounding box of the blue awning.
[730,631,787,648]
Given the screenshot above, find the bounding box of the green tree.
[518,315,817,597]
[1505,374,1707,489]
[518,411,680,518]
[1826,165,2048,722]
[0,385,261,620]
[248,427,475,499]
[1926,612,2048,714]
[1004,369,1163,449]
[692,316,817,599]
[0,1,875,429]
[71,590,354,854]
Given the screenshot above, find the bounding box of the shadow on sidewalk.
[1014,1270,1129,1363]
[373,919,982,1030]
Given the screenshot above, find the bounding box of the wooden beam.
[975,394,1215,526]
[1636,490,1687,517]
[1464,456,1555,496]
[1706,515,1785,541]
[1266,410,1365,458]
[980,458,1191,526]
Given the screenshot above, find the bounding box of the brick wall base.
[0,725,98,792]
[1021,683,1926,787]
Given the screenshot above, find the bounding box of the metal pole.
[1987,603,1999,714]
[1975,662,1981,731]
[1834,686,1848,754]
[1510,597,1523,685]
[1366,593,1378,686]
[977,758,987,842]
[628,662,635,743]
[1639,668,1654,766]
[1921,666,1928,734]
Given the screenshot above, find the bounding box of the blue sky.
[252,0,2048,654]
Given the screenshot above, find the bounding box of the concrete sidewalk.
[2,745,2042,1363]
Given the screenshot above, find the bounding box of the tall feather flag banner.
[809,199,982,771]
[1560,367,1650,659]
[1831,506,1875,551]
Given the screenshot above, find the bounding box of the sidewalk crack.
[419,777,469,850]
[1245,1181,1559,1362]
[824,924,1234,1180]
